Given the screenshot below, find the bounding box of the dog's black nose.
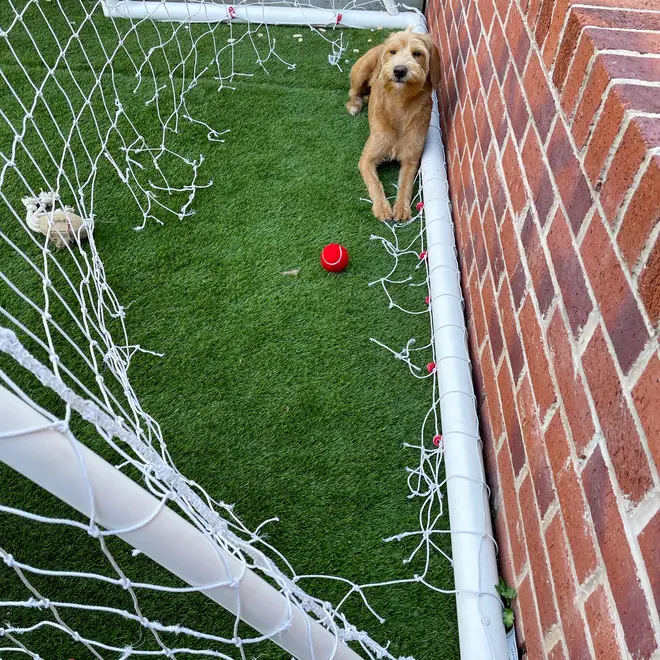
[393,65,408,80]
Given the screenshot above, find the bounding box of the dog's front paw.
[346,98,363,116]
[393,201,412,222]
[372,200,393,221]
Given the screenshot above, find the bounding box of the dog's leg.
[347,46,381,115]
[393,161,418,222]
[347,90,364,116]
[359,136,392,221]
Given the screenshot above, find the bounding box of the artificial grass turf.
[0,5,459,659]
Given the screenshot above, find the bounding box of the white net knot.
[87,524,100,539]
[53,421,68,434]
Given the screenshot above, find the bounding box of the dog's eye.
[413,51,422,58]
[389,49,396,55]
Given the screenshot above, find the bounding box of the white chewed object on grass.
[22,191,88,248]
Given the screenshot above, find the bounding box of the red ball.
[320,243,349,272]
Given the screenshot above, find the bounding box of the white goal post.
[0,383,361,660]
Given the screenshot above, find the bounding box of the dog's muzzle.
[393,65,408,82]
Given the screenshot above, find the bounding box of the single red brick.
[452,107,467,162]
[466,52,483,111]
[485,147,507,222]
[502,138,527,219]
[468,267,487,349]
[578,0,660,8]
[500,210,528,309]
[471,203,488,280]
[473,146,489,214]
[546,310,595,456]
[618,155,660,269]
[545,417,598,583]
[522,51,555,144]
[488,82,508,148]
[545,515,592,660]
[475,93,492,157]
[458,19,470,66]
[499,278,525,383]
[466,0,482,49]
[576,5,660,30]
[638,234,660,325]
[484,202,505,287]
[521,129,555,228]
[545,409,571,475]
[490,16,512,84]
[581,213,650,374]
[464,96,479,158]
[497,437,527,574]
[482,340,505,442]
[638,510,660,613]
[446,68,460,119]
[461,144,477,210]
[546,207,593,336]
[535,0,558,48]
[552,10,588,89]
[632,353,660,469]
[541,0,570,71]
[584,585,624,660]
[582,326,653,502]
[456,57,469,110]
[493,502,516,591]
[515,574,545,660]
[520,211,556,317]
[519,295,557,418]
[467,312,485,402]
[518,376,556,517]
[476,39,494,96]
[582,445,658,658]
[483,271,504,363]
[481,399,499,492]
[476,0,496,35]
[505,3,531,74]
[498,359,526,474]
[591,26,660,60]
[600,116,660,225]
[503,66,528,144]
[546,121,593,234]
[519,476,559,634]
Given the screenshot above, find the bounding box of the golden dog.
[347,28,440,221]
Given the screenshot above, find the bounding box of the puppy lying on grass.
[347,28,440,222]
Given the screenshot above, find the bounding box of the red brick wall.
[425,0,660,657]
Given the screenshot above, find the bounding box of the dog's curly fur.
[347,28,441,221]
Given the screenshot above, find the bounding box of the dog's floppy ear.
[426,38,441,90]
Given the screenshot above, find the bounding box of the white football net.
[0,1,465,659]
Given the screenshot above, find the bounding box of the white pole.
[0,385,361,660]
[101,0,423,29]
[418,83,509,658]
